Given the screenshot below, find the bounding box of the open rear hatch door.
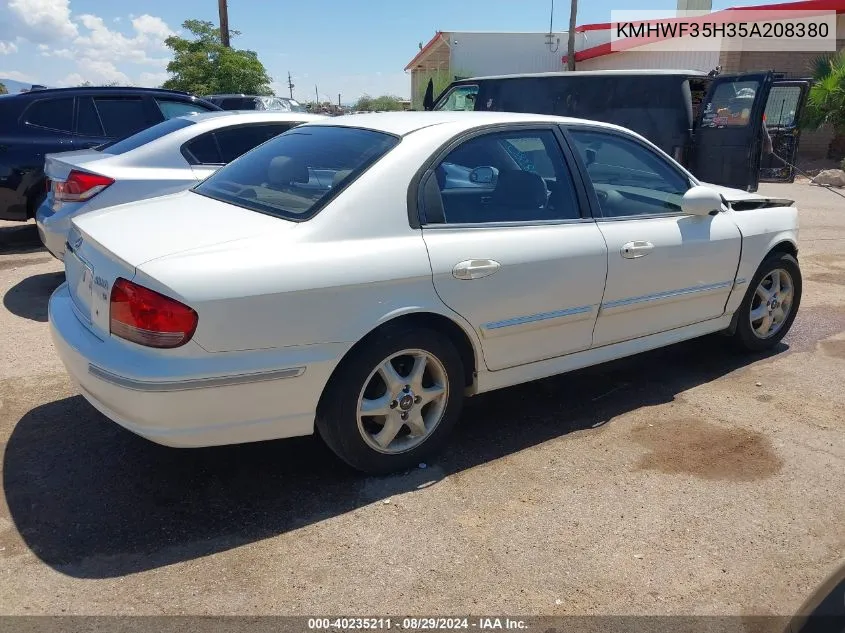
[690,71,774,192]
[759,79,810,183]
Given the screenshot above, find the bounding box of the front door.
[418,126,608,371]
[565,126,742,347]
[690,72,774,192]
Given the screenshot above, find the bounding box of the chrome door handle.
[453,259,501,280]
[621,241,654,259]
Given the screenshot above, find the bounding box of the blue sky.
[0,0,780,102]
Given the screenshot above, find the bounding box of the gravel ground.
[0,182,842,617]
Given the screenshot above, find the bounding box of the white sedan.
[49,112,802,474]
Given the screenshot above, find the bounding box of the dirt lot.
[0,182,843,617]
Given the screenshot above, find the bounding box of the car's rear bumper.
[49,283,347,448]
[35,201,70,260]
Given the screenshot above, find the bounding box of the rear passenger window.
[424,129,580,225]
[24,98,73,132]
[94,98,155,138]
[183,133,222,164]
[76,97,104,136]
[214,124,294,163]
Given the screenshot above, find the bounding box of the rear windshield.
[193,125,399,221]
[96,117,196,154]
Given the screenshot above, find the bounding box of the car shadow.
[3,334,790,579]
[3,271,65,322]
[0,223,45,255]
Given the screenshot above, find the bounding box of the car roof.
[3,86,208,99]
[174,110,326,127]
[456,69,709,81]
[301,111,619,137]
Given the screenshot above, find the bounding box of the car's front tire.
[732,251,802,352]
[316,325,465,474]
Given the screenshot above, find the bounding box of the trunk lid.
[72,190,296,268]
[44,149,115,181]
[66,190,295,338]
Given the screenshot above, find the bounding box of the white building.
[405,0,845,157]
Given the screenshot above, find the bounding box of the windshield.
[434,84,479,111]
[96,117,196,154]
[193,125,399,221]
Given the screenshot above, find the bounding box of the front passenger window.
[425,129,580,225]
[568,129,690,218]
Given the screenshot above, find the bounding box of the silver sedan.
[36,110,326,260]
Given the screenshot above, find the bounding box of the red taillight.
[53,170,114,202]
[109,278,198,349]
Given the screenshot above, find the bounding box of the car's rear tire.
[732,252,802,352]
[316,326,465,475]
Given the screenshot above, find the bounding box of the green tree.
[0,81,7,95]
[802,50,845,160]
[353,94,404,111]
[162,19,273,96]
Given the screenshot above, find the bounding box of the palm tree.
[802,50,845,160]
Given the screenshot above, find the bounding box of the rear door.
[690,72,773,192]
[73,95,163,149]
[759,80,810,183]
[419,125,608,371]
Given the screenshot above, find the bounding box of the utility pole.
[567,0,577,71]
[338,93,341,107]
[287,71,294,99]
[315,84,319,105]
[218,0,230,47]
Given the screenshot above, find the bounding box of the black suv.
[0,86,220,222]
[204,94,307,113]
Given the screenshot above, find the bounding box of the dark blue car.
[0,86,220,222]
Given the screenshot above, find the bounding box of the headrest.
[267,156,309,187]
[492,170,547,208]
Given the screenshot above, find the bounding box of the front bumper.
[49,283,346,448]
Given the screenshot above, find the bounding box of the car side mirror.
[681,185,724,216]
[585,148,596,167]
[469,166,495,185]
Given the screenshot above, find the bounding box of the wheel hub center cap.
[398,394,415,411]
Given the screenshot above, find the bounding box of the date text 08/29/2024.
[307,618,529,631]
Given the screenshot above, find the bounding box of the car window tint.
[428,129,579,224]
[183,132,222,164]
[434,84,479,111]
[76,97,104,136]
[156,98,210,119]
[764,85,802,127]
[214,123,295,163]
[94,98,155,138]
[24,98,73,132]
[194,126,398,221]
[700,80,761,128]
[568,129,691,218]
